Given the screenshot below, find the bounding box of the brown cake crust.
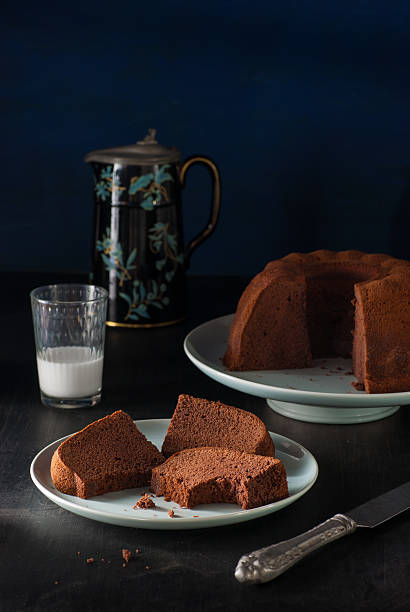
[224,250,410,394]
[50,410,164,498]
[151,447,288,509]
[161,394,275,457]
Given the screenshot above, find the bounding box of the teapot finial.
[138,128,157,145]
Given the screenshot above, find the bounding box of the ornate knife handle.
[235,514,357,584]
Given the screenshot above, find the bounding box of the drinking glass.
[30,284,108,409]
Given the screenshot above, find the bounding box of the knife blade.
[347,480,410,527]
[235,481,410,584]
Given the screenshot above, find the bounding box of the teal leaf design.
[126,249,137,268]
[151,301,163,309]
[119,292,132,305]
[128,173,154,195]
[151,240,162,253]
[163,297,170,305]
[167,233,177,251]
[165,271,174,282]
[156,259,166,271]
[139,284,146,301]
[177,254,184,264]
[155,165,174,184]
[133,279,140,287]
[135,304,150,318]
[141,197,154,211]
[101,254,116,270]
[95,182,109,200]
[160,283,167,292]
[101,166,113,180]
[128,314,141,321]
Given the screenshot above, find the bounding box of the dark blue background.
[3,1,410,275]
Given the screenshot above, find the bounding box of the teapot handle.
[180,156,221,268]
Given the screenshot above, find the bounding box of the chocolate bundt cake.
[162,394,275,457]
[224,250,410,394]
[151,447,288,509]
[50,410,164,498]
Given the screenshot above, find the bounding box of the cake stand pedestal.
[266,400,400,425]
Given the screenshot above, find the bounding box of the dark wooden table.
[1,273,410,612]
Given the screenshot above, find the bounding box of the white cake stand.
[183,314,410,424]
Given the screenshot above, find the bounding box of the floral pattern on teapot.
[96,224,184,322]
[94,165,126,201]
[94,164,174,210]
[128,164,174,210]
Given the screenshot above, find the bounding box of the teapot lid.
[84,129,180,165]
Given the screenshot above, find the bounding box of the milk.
[36,346,104,398]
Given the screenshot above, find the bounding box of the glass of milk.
[30,284,108,409]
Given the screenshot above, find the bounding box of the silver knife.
[235,481,410,584]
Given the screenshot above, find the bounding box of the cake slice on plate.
[50,410,164,498]
[151,447,288,509]
[161,394,275,458]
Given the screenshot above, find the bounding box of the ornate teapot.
[85,129,220,327]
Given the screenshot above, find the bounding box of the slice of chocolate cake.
[151,447,288,509]
[50,410,164,498]
[161,394,275,458]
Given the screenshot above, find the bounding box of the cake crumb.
[168,509,175,518]
[145,565,151,570]
[77,551,81,556]
[101,558,105,563]
[133,493,155,509]
[135,549,140,554]
[122,563,127,568]
[86,558,95,564]
[193,515,199,517]
[54,581,59,585]
[122,549,132,563]
[344,371,353,376]
[352,381,364,390]
[164,496,171,502]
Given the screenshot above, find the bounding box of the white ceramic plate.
[184,314,410,424]
[30,418,318,530]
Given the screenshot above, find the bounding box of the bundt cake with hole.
[161,394,275,457]
[50,410,164,498]
[151,447,288,509]
[223,250,410,394]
